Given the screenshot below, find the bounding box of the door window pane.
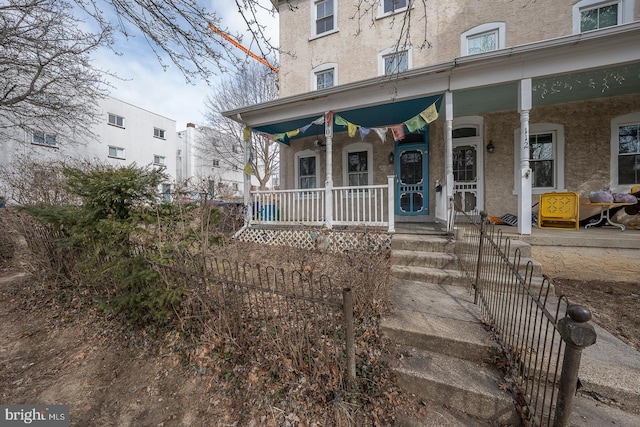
[453,147,476,182]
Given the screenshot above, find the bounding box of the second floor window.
[383,51,408,75]
[467,30,497,54]
[383,0,407,14]
[316,69,334,89]
[580,3,618,31]
[461,23,505,56]
[32,130,56,147]
[108,113,124,128]
[154,128,166,139]
[315,0,334,35]
[213,159,220,167]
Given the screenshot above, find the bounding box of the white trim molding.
[461,22,506,56]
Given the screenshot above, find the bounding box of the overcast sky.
[91,1,279,131]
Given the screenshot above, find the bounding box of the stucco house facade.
[224,0,640,235]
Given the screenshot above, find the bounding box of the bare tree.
[203,62,279,190]
[0,0,112,145]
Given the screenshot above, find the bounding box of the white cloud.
[92,0,279,131]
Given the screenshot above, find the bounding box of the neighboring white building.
[1,96,177,201]
[176,123,244,200]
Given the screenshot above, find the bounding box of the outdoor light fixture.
[389,152,394,164]
[486,140,495,153]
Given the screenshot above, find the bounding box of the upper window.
[108,146,125,159]
[611,112,640,189]
[572,1,633,33]
[379,47,411,76]
[213,159,220,167]
[154,128,166,139]
[32,130,57,147]
[461,23,505,56]
[513,124,565,194]
[314,0,335,37]
[380,0,408,16]
[108,113,124,128]
[342,143,373,188]
[312,63,337,90]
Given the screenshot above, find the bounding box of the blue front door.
[395,137,429,216]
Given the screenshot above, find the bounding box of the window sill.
[30,143,58,149]
[376,7,409,20]
[108,156,126,160]
[108,123,125,129]
[309,28,339,41]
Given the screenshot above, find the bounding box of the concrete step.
[392,346,519,424]
[391,265,468,287]
[382,280,501,362]
[391,234,455,252]
[391,250,458,269]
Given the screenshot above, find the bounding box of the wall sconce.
[388,152,394,164]
[486,140,495,153]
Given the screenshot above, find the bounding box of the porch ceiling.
[453,62,640,116]
[252,94,443,143]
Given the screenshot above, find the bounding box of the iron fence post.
[474,211,487,304]
[343,287,356,384]
[553,304,597,427]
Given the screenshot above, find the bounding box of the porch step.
[391,264,468,287]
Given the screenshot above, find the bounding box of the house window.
[382,0,408,14]
[108,146,125,159]
[615,119,640,186]
[153,155,166,165]
[342,143,373,188]
[299,156,317,189]
[32,130,57,147]
[232,145,240,154]
[154,128,166,139]
[312,63,337,90]
[381,50,409,75]
[513,124,565,194]
[108,113,124,128]
[232,183,239,191]
[572,0,632,34]
[316,69,334,89]
[314,0,335,36]
[529,134,555,188]
[213,159,220,167]
[461,23,506,56]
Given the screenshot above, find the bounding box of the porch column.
[324,111,334,229]
[243,127,252,225]
[445,91,455,232]
[518,79,532,235]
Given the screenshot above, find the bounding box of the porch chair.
[537,192,580,230]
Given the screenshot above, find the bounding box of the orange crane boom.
[208,23,279,74]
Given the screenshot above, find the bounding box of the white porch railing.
[250,176,395,232]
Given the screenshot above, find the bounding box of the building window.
[232,145,240,154]
[153,155,166,165]
[108,146,125,159]
[162,184,171,201]
[316,69,334,89]
[233,165,239,171]
[342,143,373,188]
[513,124,565,194]
[572,0,632,34]
[461,23,506,56]
[154,128,166,139]
[379,0,408,16]
[379,49,410,75]
[108,113,124,128]
[32,130,57,147]
[213,159,220,167]
[295,149,320,191]
[612,112,640,188]
[314,0,335,36]
[529,134,555,189]
[232,183,239,191]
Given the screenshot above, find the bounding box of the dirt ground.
[1,266,637,426]
[552,278,640,352]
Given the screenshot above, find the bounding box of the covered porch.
[225,22,640,236]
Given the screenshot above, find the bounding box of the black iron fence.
[150,257,356,386]
[454,210,596,427]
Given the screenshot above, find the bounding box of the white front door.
[453,137,484,212]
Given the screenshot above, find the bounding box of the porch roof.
[223,22,640,134]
